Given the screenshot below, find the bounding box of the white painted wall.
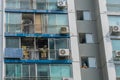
[67,0,82,80]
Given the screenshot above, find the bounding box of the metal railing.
[5,24,69,34]
[5,76,63,80]
[22,49,71,60]
[107,4,120,12]
[5,0,67,10]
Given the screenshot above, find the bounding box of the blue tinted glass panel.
[112,40,120,50]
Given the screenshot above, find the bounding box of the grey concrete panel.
[77,21,97,33]
[79,44,99,56]
[75,0,95,10]
[81,68,102,80]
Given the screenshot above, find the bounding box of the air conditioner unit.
[115,51,120,57]
[59,49,69,56]
[110,26,120,33]
[60,27,68,34]
[57,0,67,8]
[62,77,73,80]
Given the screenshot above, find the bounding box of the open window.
[22,13,34,33]
[79,33,95,43]
[81,57,97,68]
[76,10,92,20]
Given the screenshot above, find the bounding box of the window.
[36,0,46,10]
[5,64,72,80]
[79,33,95,43]
[50,64,71,80]
[81,57,96,68]
[108,16,120,26]
[6,0,20,9]
[6,13,21,33]
[37,64,49,79]
[115,64,120,78]
[6,37,19,48]
[47,14,68,34]
[107,0,120,12]
[6,64,21,77]
[76,10,92,20]
[48,0,57,10]
[111,40,120,51]
[48,38,69,59]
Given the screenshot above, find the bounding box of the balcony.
[4,77,73,80]
[6,24,69,34]
[5,0,67,11]
[5,64,72,79]
[4,77,63,80]
[5,48,71,60]
[106,0,120,12]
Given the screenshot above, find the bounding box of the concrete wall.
[67,0,82,79]
[75,0,103,80]
[0,0,3,80]
[95,0,116,80]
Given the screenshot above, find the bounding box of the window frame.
[81,56,97,68]
[79,33,95,44]
[76,10,92,20]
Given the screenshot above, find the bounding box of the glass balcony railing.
[107,4,120,12]
[5,48,71,60]
[4,77,64,80]
[5,0,67,11]
[5,24,69,34]
[23,49,71,60]
[106,0,120,12]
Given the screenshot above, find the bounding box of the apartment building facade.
[0,0,120,80]
[1,0,81,80]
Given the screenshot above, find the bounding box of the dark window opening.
[76,11,83,20]
[79,33,86,43]
[81,57,89,68]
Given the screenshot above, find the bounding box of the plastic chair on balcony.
[39,45,48,59]
[22,46,29,59]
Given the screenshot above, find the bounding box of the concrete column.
[0,0,3,80]
[96,0,116,80]
[67,0,82,80]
